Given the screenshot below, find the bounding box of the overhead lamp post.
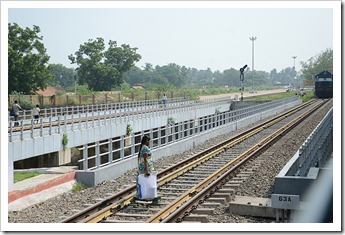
[292,56,297,87]
[249,36,257,93]
[292,56,297,71]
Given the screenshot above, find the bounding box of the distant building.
[35,87,66,96]
[131,85,144,90]
[273,82,290,88]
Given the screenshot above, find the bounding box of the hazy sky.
[4,1,337,73]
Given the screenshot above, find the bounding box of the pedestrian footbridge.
[8,96,300,189]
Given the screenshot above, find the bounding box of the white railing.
[297,108,333,176]
[8,97,188,122]
[8,97,231,142]
[75,97,298,170]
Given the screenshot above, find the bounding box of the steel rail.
[60,99,319,223]
[159,99,329,223]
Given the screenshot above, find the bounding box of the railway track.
[60,98,330,223]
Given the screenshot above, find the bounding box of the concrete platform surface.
[8,166,77,211]
[228,196,276,218]
[199,89,287,100]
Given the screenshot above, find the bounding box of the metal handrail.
[8,97,298,143]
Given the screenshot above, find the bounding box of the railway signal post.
[240,65,247,101]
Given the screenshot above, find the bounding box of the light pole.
[292,56,297,71]
[249,36,257,93]
[292,56,297,87]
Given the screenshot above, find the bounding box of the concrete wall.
[274,167,332,201]
[8,100,230,190]
[75,99,301,187]
[9,103,230,162]
[273,108,333,200]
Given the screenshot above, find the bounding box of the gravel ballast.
[8,101,332,223]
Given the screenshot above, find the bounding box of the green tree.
[223,68,242,88]
[123,65,170,87]
[123,66,144,86]
[269,69,278,81]
[199,68,214,86]
[300,48,333,80]
[185,67,199,86]
[69,38,141,91]
[154,63,186,88]
[8,23,53,94]
[142,63,154,72]
[48,64,76,88]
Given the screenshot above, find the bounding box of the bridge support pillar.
[58,148,72,165]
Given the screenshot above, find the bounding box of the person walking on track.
[135,135,155,198]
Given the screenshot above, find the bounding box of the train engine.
[314,71,333,98]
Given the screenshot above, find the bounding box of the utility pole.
[292,56,297,71]
[249,36,257,93]
[292,56,297,88]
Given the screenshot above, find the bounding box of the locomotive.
[314,71,333,98]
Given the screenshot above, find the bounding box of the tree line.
[8,23,333,95]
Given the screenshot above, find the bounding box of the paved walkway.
[8,166,77,211]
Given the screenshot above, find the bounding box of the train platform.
[199,89,286,100]
[8,166,77,211]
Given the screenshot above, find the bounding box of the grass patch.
[300,91,316,102]
[14,171,42,183]
[246,91,298,101]
[245,90,316,103]
[72,182,86,192]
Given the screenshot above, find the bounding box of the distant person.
[32,104,40,124]
[12,100,22,127]
[162,94,168,107]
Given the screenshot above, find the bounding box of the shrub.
[10,91,34,110]
[62,133,68,149]
[126,124,133,135]
[72,182,86,192]
[167,117,176,126]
